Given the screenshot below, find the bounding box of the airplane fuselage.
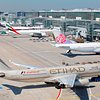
[56,42,100,53]
[10,29,53,37]
[2,63,100,83]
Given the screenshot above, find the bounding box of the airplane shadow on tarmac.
[2,83,54,95]
[2,83,95,100]
[71,86,95,100]
[61,53,97,58]
[61,86,95,100]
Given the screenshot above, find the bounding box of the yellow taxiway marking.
[90,93,100,96]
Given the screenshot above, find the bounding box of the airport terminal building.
[1,9,100,41]
[16,9,100,20]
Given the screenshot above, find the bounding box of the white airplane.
[9,26,44,30]
[0,22,53,38]
[52,31,100,54]
[8,25,53,36]
[55,42,100,54]
[0,59,100,89]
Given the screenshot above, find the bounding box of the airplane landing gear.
[66,50,71,54]
[55,84,65,89]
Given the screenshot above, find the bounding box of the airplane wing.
[46,74,77,88]
[55,74,77,87]
[94,48,100,53]
[50,42,70,49]
[55,43,71,49]
[0,59,11,70]
[56,74,77,87]
[9,60,39,69]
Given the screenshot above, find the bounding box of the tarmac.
[0,36,100,100]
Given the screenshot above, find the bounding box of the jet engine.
[31,33,42,38]
[94,48,100,54]
[0,72,5,77]
[66,50,71,54]
[74,78,89,87]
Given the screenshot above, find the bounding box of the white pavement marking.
[89,88,100,100]
[89,88,92,100]
[3,38,60,66]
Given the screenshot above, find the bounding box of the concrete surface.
[0,36,100,100]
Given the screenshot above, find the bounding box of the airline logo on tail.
[55,34,66,43]
[6,23,21,35]
[0,22,21,35]
[55,34,75,44]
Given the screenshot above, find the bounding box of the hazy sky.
[0,0,100,12]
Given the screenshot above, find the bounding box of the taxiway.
[0,36,100,100]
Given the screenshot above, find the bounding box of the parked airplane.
[0,22,21,35]
[0,22,53,38]
[0,59,100,89]
[55,42,100,54]
[52,31,100,54]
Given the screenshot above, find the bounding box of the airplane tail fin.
[5,23,21,35]
[0,59,11,70]
[55,34,66,43]
[9,60,39,69]
[52,28,76,44]
[0,22,21,35]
